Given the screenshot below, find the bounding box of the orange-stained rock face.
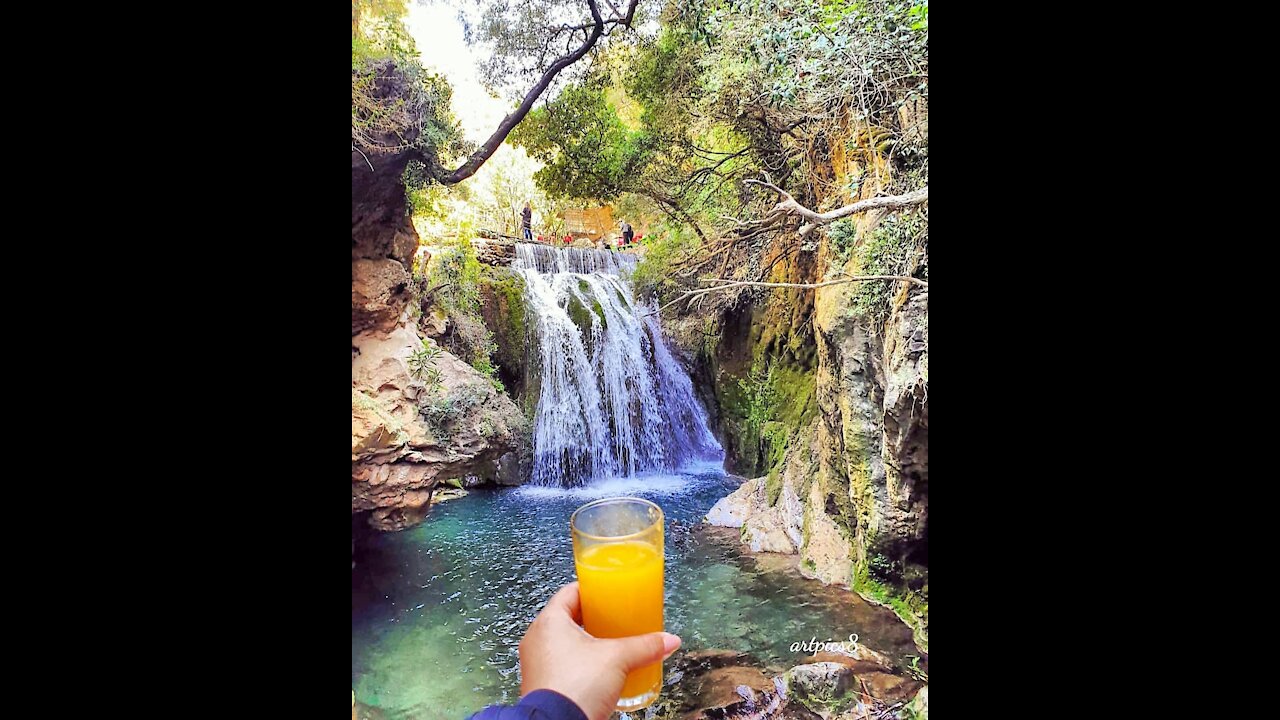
[351,259,411,336]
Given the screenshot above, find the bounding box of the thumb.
[600,632,682,672]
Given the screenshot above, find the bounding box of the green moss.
[852,563,929,653]
[475,266,529,398]
[486,268,528,345]
[764,468,782,507]
[716,353,817,478]
[590,298,608,332]
[787,669,859,716]
[771,365,817,430]
[762,421,789,471]
[565,295,594,334]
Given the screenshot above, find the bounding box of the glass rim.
[569,496,664,542]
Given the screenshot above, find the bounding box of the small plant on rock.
[408,340,444,393]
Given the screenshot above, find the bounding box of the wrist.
[518,689,587,720]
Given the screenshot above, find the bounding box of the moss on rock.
[476,266,529,401]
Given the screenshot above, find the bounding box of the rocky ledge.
[705,464,928,651]
[352,316,529,531]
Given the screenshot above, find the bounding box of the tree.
[352,0,645,187]
[509,78,654,201]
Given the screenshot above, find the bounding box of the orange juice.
[575,540,664,700]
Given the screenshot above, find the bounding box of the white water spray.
[513,244,722,486]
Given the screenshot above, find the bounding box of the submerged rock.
[785,662,856,717]
[646,647,922,720]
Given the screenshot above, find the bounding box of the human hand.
[518,582,681,720]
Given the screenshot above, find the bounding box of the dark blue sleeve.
[467,690,587,720]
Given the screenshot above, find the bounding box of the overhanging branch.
[434,0,638,185]
[650,274,927,316]
[745,178,929,237]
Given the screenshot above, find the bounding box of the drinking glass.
[570,497,665,711]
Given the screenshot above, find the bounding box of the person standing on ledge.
[467,582,681,720]
[522,201,533,242]
[619,220,634,247]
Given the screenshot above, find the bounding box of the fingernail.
[661,632,682,657]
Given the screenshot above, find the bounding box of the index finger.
[542,581,583,625]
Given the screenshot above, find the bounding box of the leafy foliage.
[510,79,655,201]
[468,0,654,101]
[352,0,469,186]
[851,209,926,321]
[419,230,509,395]
[739,356,780,435]
[428,235,484,317]
[470,331,507,394]
[631,222,701,299]
[421,383,490,439]
[511,0,928,316]
[408,339,444,393]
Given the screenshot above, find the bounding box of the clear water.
[351,465,921,720]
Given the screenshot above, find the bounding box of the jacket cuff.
[518,689,587,720]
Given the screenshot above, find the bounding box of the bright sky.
[404,3,509,143]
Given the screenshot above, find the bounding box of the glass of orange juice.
[570,496,666,711]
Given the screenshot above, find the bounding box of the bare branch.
[745,178,929,237]
[352,143,374,172]
[647,274,927,316]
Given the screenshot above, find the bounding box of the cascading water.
[513,243,722,486]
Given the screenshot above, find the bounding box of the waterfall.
[513,243,722,487]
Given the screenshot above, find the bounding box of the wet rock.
[430,487,469,504]
[743,511,797,554]
[792,644,925,713]
[494,451,523,486]
[646,650,784,720]
[473,239,517,266]
[798,474,852,587]
[691,665,775,715]
[785,662,856,717]
[783,657,922,719]
[809,643,895,669]
[705,479,756,528]
[705,475,801,554]
[668,518,695,548]
[646,648,921,720]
